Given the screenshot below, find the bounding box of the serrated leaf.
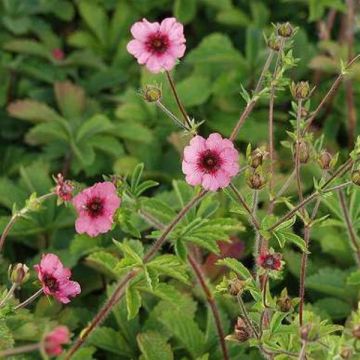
[76,114,114,142]
[113,239,144,264]
[85,251,119,279]
[137,331,174,360]
[347,270,360,285]
[216,257,252,280]
[131,163,144,193]
[148,255,189,284]
[126,285,142,320]
[55,81,86,119]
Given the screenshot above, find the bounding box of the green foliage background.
[0,0,359,359]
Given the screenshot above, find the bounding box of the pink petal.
[201,174,220,192]
[75,215,92,235]
[169,44,186,58]
[182,160,197,175]
[145,56,163,73]
[213,169,232,188]
[160,53,177,71]
[186,172,203,186]
[183,136,206,162]
[160,17,177,33]
[130,19,159,41]
[37,254,62,276]
[205,133,224,152]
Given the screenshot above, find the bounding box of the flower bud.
[294,141,309,164]
[142,85,162,102]
[340,347,353,359]
[9,263,30,285]
[276,293,293,312]
[228,278,245,296]
[249,148,266,169]
[352,324,360,339]
[318,151,332,170]
[247,172,266,190]
[267,35,281,52]
[351,170,360,186]
[300,323,319,342]
[277,22,294,38]
[290,81,310,100]
[234,317,251,342]
[55,173,74,202]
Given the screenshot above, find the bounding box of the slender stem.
[230,50,275,142]
[14,288,43,310]
[0,283,17,307]
[188,254,228,360]
[0,192,55,253]
[0,343,40,357]
[252,190,258,216]
[236,294,259,339]
[298,341,307,360]
[276,169,296,198]
[262,273,269,308]
[295,100,304,210]
[65,190,207,359]
[229,184,260,230]
[165,71,192,129]
[298,226,310,326]
[156,100,189,131]
[304,54,360,133]
[338,189,360,265]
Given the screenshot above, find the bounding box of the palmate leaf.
[85,251,119,279]
[137,331,174,360]
[172,218,242,254]
[216,257,252,280]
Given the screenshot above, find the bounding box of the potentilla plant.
[1,17,360,360]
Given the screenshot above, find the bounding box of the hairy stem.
[0,193,55,253]
[188,254,229,360]
[230,50,274,142]
[0,343,40,357]
[156,100,189,131]
[298,341,307,360]
[165,70,192,129]
[295,99,304,212]
[236,294,260,339]
[14,288,43,310]
[65,190,207,359]
[338,189,360,265]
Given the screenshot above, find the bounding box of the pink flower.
[127,17,186,73]
[34,254,81,304]
[55,173,73,202]
[257,250,282,271]
[52,48,64,61]
[43,326,70,356]
[72,182,121,237]
[182,133,239,191]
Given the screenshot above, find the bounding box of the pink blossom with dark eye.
[127,17,186,73]
[43,326,70,356]
[257,250,282,271]
[182,133,239,191]
[72,182,121,237]
[34,254,81,304]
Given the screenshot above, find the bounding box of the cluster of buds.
[8,263,30,286]
[141,84,162,103]
[257,249,282,272]
[300,323,319,342]
[234,317,251,342]
[54,173,74,203]
[290,81,311,100]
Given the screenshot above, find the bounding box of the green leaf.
[216,257,252,280]
[137,331,174,360]
[131,163,144,193]
[113,122,153,144]
[177,76,212,107]
[85,251,119,279]
[216,8,249,26]
[134,180,159,197]
[76,114,114,142]
[0,320,14,350]
[3,39,49,58]
[25,122,69,145]
[126,285,142,320]
[347,270,360,285]
[71,347,96,360]
[314,298,351,320]
[148,255,189,284]
[54,81,86,119]
[78,0,108,45]
[113,239,144,264]
[8,100,64,123]
[174,0,197,24]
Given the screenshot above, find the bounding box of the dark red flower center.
[199,150,222,174]
[146,32,169,54]
[259,254,281,270]
[86,197,104,218]
[43,274,59,291]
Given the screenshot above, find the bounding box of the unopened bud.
[295,141,309,164]
[234,317,251,342]
[352,324,360,339]
[249,148,266,168]
[9,263,29,285]
[300,323,319,342]
[142,85,162,102]
[290,81,310,100]
[351,170,360,186]
[228,279,245,296]
[318,151,332,170]
[267,35,281,52]
[340,347,353,359]
[277,22,293,38]
[276,295,292,312]
[247,172,266,190]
